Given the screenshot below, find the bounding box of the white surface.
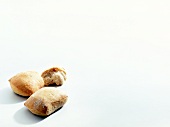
[0,0,170,127]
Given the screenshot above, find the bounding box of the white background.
[0,0,170,127]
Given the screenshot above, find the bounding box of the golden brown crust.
[9,71,44,96]
[41,67,66,77]
[24,87,68,116]
[24,97,47,116]
[41,67,67,86]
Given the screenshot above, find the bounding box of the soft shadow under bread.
[0,87,26,104]
[13,107,45,125]
[13,107,63,125]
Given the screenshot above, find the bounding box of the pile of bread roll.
[8,66,68,116]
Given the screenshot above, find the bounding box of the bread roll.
[24,87,68,116]
[9,71,44,96]
[41,67,66,86]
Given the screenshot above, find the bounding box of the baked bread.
[8,71,44,96]
[24,87,68,116]
[41,67,66,86]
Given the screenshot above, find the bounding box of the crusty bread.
[24,87,68,116]
[41,67,67,86]
[9,71,44,96]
